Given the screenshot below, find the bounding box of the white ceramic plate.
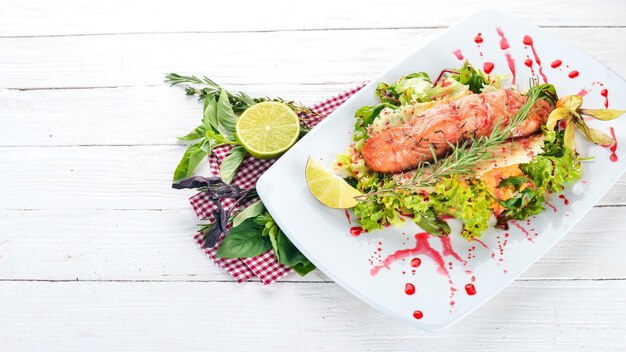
[256,9,626,331]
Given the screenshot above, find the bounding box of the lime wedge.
[236,102,300,159]
[305,157,362,208]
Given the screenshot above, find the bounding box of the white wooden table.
[1,1,625,350]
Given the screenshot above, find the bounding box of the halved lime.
[236,102,300,159]
[305,157,362,209]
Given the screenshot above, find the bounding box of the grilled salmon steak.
[361,89,552,174]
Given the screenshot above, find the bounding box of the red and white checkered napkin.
[190,83,366,284]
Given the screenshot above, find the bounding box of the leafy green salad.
[332,62,615,239]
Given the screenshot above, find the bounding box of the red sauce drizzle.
[370,232,448,276]
[474,33,483,44]
[545,199,557,212]
[522,35,548,83]
[577,88,588,97]
[495,28,516,84]
[471,237,489,249]
[440,236,467,265]
[410,257,421,268]
[413,310,424,319]
[558,194,570,205]
[511,220,531,239]
[465,283,477,296]
[350,226,364,237]
[496,28,510,49]
[609,127,618,162]
[601,89,609,109]
[568,70,579,79]
[483,62,494,74]
[344,209,351,225]
[405,283,416,295]
[551,59,562,69]
[453,49,464,60]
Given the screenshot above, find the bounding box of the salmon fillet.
[361,89,552,174]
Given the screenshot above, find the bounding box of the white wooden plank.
[1,28,625,89]
[0,207,625,282]
[0,280,624,351]
[0,146,624,210]
[0,84,357,146]
[2,0,624,37]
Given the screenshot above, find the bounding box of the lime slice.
[305,157,362,209]
[236,102,300,159]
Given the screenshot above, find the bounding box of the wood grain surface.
[1,1,624,351]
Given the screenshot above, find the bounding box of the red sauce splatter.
[577,88,588,97]
[370,232,448,276]
[511,220,531,239]
[413,310,424,319]
[522,35,548,83]
[344,209,351,225]
[545,199,558,212]
[410,257,421,268]
[453,49,464,60]
[601,89,609,109]
[496,28,510,50]
[558,194,570,205]
[465,283,477,296]
[440,236,467,265]
[471,237,489,249]
[483,62,494,74]
[609,127,618,162]
[504,52,516,85]
[474,33,483,44]
[405,283,416,295]
[551,59,562,69]
[350,226,364,237]
[524,58,533,67]
[471,276,476,282]
[568,70,579,79]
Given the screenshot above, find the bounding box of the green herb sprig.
[356,83,557,199]
[167,73,319,181]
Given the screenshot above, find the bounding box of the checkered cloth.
[190,83,366,284]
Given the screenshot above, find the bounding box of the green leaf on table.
[203,95,219,131]
[172,142,208,181]
[177,125,206,141]
[216,218,271,258]
[217,88,237,135]
[232,200,266,227]
[218,146,248,184]
[274,230,315,276]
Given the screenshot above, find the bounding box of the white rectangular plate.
[256,9,626,331]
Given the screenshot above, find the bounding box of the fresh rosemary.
[165,73,321,117]
[355,83,556,200]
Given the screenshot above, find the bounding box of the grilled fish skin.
[361,89,552,174]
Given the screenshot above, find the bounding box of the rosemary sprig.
[356,83,556,200]
[165,73,321,117]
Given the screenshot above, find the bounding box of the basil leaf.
[232,200,265,227]
[268,225,280,261]
[172,141,208,181]
[203,95,219,131]
[275,230,315,276]
[177,125,206,141]
[216,218,271,258]
[218,146,247,184]
[415,209,451,237]
[217,88,237,134]
[199,138,212,154]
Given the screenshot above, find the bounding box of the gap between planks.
[1,25,625,39]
